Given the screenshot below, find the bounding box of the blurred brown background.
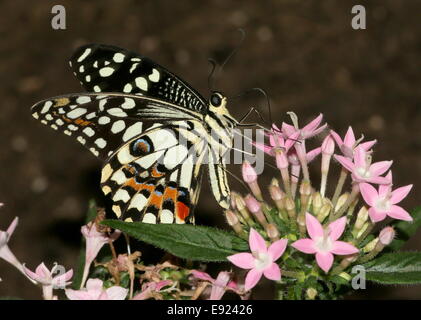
[0,0,420,299]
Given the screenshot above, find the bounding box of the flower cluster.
[225,113,412,297]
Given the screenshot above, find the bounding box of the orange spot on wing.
[149,190,163,208]
[74,118,92,126]
[176,201,190,221]
[163,186,177,202]
[124,179,154,193]
[151,165,164,178]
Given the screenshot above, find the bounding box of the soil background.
[0,0,420,299]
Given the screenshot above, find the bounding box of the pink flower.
[242,161,257,183]
[331,127,376,158]
[0,217,24,274]
[191,270,238,300]
[132,280,172,300]
[292,213,359,273]
[255,125,299,169]
[65,278,128,300]
[80,221,121,288]
[281,113,327,140]
[227,228,288,291]
[334,146,392,184]
[23,262,73,300]
[360,173,413,222]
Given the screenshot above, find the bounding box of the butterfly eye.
[210,93,222,107]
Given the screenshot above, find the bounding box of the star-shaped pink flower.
[227,228,287,291]
[331,127,376,158]
[360,172,413,222]
[281,113,327,140]
[334,145,392,184]
[292,213,359,273]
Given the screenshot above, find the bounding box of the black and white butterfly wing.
[69,44,207,114]
[31,93,208,223]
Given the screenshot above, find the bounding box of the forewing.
[70,44,207,114]
[31,93,201,160]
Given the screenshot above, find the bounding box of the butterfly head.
[208,91,238,128]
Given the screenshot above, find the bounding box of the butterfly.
[31,44,239,224]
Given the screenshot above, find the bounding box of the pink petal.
[284,131,300,150]
[249,228,267,253]
[244,269,263,291]
[263,263,281,281]
[105,286,128,300]
[291,239,317,254]
[35,263,51,279]
[315,252,334,273]
[359,183,379,206]
[366,176,392,185]
[65,289,92,300]
[368,207,387,222]
[305,213,323,239]
[378,181,392,198]
[281,122,296,137]
[353,146,367,168]
[310,123,328,138]
[23,265,42,282]
[343,127,356,147]
[227,253,255,269]
[306,147,322,162]
[254,142,272,155]
[268,239,288,261]
[191,270,214,283]
[53,269,74,288]
[6,217,18,238]
[328,216,347,241]
[370,161,393,177]
[390,185,413,204]
[360,139,377,151]
[334,155,355,172]
[302,114,323,134]
[330,130,344,146]
[331,241,359,255]
[86,278,104,291]
[388,205,413,221]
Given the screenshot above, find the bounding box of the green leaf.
[390,206,421,251]
[363,252,421,284]
[101,220,249,262]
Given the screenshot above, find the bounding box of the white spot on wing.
[160,209,174,224]
[149,68,160,82]
[40,101,53,114]
[142,213,157,224]
[83,127,95,137]
[67,108,87,119]
[122,98,136,109]
[76,96,91,104]
[128,193,148,211]
[135,77,148,91]
[111,120,126,133]
[113,53,125,63]
[123,122,143,141]
[123,83,132,93]
[95,138,107,149]
[77,48,91,62]
[99,116,110,125]
[113,189,130,202]
[99,67,115,77]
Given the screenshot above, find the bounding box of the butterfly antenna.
[219,28,246,73]
[207,58,218,92]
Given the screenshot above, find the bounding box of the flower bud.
[274,148,289,169]
[335,192,349,212]
[242,161,257,183]
[245,195,260,213]
[306,288,317,300]
[353,206,368,233]
[317,203,332,222]
[312,192,323,215]
[232,193,254,226]
[242,161,263,200]
[321,135,335,155]
[379,226,395,246]
[265,223,280,241]
[269,184,284,201]
[245,195,267,227]
[225,210,244,235]
[363,238,378,253]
